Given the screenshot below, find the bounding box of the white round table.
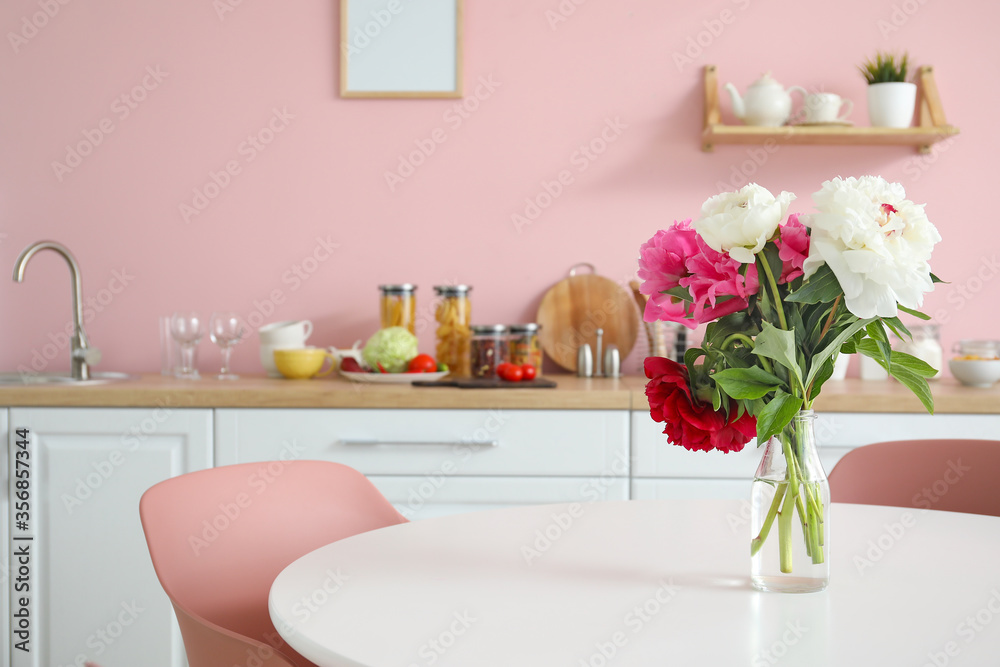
[269,500,1000,666]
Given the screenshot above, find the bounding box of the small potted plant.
[859,51,916,128]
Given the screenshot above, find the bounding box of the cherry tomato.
[407,354,438,373]
[502,365,524,382]
[496,362,512,378]
[521,364,537,381]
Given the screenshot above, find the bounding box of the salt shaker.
[577,344,593,377]
[603,344,621,378]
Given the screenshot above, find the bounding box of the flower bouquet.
[639,177,941,592]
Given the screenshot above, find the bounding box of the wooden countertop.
[0,374,996,413]
[0,373,638,410]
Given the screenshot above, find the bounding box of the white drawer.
[215,409,629,476]
[633,411,890,478]
[371,475,629,521]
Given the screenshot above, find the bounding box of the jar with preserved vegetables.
[379,284,416,334]
[434,285,472,377]
[470,325,508,379]
[508,323,543,374]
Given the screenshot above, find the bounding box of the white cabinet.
[7,408,212,667]
[215,408,630,519]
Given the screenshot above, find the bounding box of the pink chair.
[140,461,407,667]
[829,439,1000,517]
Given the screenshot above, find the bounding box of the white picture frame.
[340,0,464,98]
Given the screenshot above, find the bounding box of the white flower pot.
[866,82,917,128]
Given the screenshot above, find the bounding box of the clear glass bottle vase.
[750,410,830,593]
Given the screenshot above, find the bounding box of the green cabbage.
[362,327,418,373]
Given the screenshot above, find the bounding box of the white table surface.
[269,500,1000,666]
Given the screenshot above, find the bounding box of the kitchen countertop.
[0,374,995,412]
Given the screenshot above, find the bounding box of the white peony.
[801,175,941,319]
[695,184,796,264]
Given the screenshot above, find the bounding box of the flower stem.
[778,475,796,573]
[758,255,788,331]
[751,482,786,556]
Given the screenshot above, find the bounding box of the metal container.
[576,344,593,378]
[603,344,621,378]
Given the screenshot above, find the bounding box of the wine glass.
[209,311,245,380]
[170,312,203,379]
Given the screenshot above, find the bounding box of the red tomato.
[521,364,537,381]
[407,354,438,373]
[502,365,524,382]
[496,362,512,377]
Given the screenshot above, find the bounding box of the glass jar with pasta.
[378,284,416,334]
[434,285,472,377]
[508,323,543,374]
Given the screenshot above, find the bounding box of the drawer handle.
[339,439,499,448]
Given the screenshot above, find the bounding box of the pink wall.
[1,0,996,377]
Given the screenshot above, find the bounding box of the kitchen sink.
[0,371,134,386]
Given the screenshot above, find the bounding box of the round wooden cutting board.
[536,264,639,372]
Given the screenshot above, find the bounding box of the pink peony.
[775,214,810,284]
[638,220,760,329]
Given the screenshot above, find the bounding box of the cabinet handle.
[339,439,499,448]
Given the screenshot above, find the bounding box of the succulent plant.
[858,51,910,84]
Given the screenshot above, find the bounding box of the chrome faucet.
[13,241,102,380]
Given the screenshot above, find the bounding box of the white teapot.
[725,73,806,127]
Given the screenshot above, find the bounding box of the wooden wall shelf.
[702,65,959,154]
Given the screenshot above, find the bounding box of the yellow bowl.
[273,348,336,380]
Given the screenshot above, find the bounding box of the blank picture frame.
[340,0,464,98]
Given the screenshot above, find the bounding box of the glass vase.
[750,410,830,593]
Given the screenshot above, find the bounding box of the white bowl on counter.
[949,358,1000,388]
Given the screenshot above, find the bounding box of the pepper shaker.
[577,344,593,377]
[603,344,621,378]
[595,328,604,376]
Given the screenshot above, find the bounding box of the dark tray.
[413,377,557,389]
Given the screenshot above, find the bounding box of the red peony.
[644,356,757,454]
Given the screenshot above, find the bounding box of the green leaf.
[866,321,892,369]
[882,316,911,340]
[755,390,804,443]
[753,321,804,391]
[684,347,706,368]
[890,350,939,378]
[785,264,843,304]
[808,357,836,401]
[711,383,722,411]
[930,272,947,284]
[897,304,932,320]
[712,367,784,400]
[805,317,876,387]
[663,286,693,303]
[890,364,935,414]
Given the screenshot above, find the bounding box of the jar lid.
[378,284,416,294]
[470,324,507,335]
[434,285,472,296]
[508,323,540,334]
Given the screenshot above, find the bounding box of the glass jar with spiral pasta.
[434,285,472,377]
[508,323,543,375]
[379,284,416,334]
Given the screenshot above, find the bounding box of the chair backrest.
[829,439,1000,517]
[140,461,407,667]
